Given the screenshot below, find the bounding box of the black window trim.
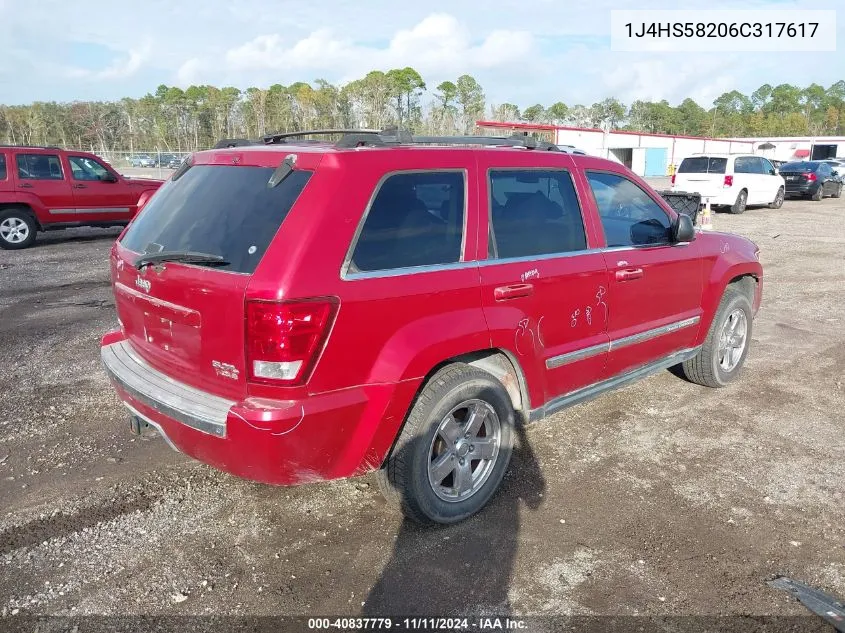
[340,168,470,281]
[67,154,117,181]
[0,152,7,181]
[485,166,591,263]
[585,168,677,250]
[15,152,66,181]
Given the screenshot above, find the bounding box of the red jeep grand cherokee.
[101,130,763,525]
[0,145,163,249]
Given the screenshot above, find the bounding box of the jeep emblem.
[135,277,151,292]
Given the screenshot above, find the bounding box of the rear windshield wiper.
[134,251,230,270]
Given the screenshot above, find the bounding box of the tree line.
[1,68,843,153]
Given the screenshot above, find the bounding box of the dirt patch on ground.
[0,198,843,622]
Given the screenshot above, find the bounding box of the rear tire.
[811,186,823,201]
[377,364,515,525]
[0,208,37,250]
[768,187,784,209]
[833,183,843,199]
[678,287,753,388]
[729,190,747,214]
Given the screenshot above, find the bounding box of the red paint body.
[0,146,162,230]
[101,144,763,486]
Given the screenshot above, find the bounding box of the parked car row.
[128,153,185,168]
[671,153,842,213]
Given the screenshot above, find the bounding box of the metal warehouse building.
[475,120,845,178]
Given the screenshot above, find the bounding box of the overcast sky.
[0,0,842,109]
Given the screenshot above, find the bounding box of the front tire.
[730,190,747,214]
[0,208,37,250]
[377,364,515,525]
[811,185,823,201]
[678,287,753,388]
[769,187,784,209]
[833,183,843,199]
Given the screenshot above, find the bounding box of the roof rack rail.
[0,144,63,150]
[213,128,585,153]
[263,129,381,145]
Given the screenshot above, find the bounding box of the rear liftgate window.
[678,157,728,174]
[120,165,312,274]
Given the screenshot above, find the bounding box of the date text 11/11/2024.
[307,617,527,630]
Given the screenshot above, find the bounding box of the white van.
[672,154,786,214]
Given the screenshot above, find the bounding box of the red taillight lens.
[805,172,817,182]
[671,174,676,185]
[723,175,733,187]
[245,298,338,385]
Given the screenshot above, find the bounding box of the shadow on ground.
[362,423,545,616]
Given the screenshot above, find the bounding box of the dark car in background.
[779,161,843,201]
[154,153,181,168]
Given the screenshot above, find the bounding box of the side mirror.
[769,169,777,176]
[101,173,119,183]
[672,214,696,243]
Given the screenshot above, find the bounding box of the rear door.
[732,156,763,204]
[112,157,316,399]
[14,152,74,216]
[477,152,610,406]
[67,155,137,222]
[583,169,703,377]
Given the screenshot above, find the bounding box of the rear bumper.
[784,183,819,197]
[101,336,414,485]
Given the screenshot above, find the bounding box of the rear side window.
[120,165,312,274]
[678,157,727,174]
[0,154,6,180]
[587,171,672,247]
[16,154,64,180]
[734,156,762,174]
[488,170,587,259]
[350,171,465,273]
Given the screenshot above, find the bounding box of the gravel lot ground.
[0,189,843,628]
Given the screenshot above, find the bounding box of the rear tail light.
[805,172,817,182]
[723,175,733,187]
[245,298,339,385]
[671,174,676,185]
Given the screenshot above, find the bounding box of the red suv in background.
[100,130,763,525]
[0,145,163,249]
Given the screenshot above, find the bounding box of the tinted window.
[733,156,760,174]
[760,158,776,174]
[818,163,831,175]
[781,162,817,172]
[587,172,672,247]
[350,171,465,272]
[0,154,6,180]
[69,156,110,181]
[16,154,64,180]
[120,165,312,274]
[678,157,727,174]
[488,170,587,259]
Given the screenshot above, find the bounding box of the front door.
[582,169,704,377]
[476,153,610,408]
[66,155,136,223]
